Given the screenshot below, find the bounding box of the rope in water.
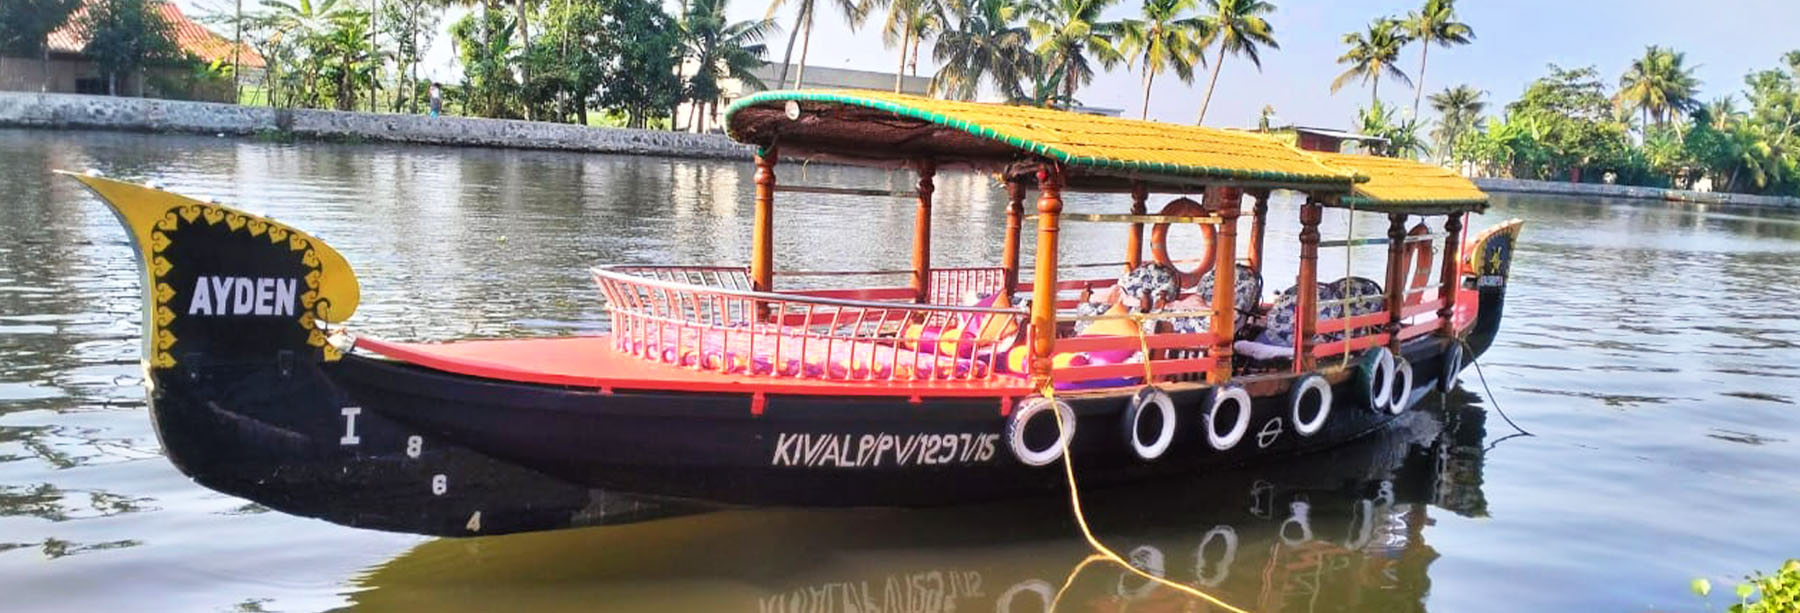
[1459,337,1532,437]
[1037,381,1253,613]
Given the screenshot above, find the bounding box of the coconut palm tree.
[1191,0,1276,125]
[1402,0,1472,117]
[680,0,776,131]
[1615,45,1701,132]
[1331,17,1410,107]
[861,0,945,92]
[1024,0,1124,106]
[930,0,1036,100]
[766,0,863,89]
[1117,0,1208,119]
[1703,95,1741,132]
[1427,84,1483,161]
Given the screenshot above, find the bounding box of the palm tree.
[1703,95,1740,131]
[1427,84,1483,161]
[1331,17,1410,107]
[1191,0,1276,125]
[1615,45,1701,132]
[766,0,863,89]
[1117,0,1208,119]
[680,0,776,131]
[1024,0,1124,106]
[930,0,1036,100]
[861,0,944,92]
[1402,0,1473,117]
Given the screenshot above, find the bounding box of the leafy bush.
[1694,560,1800,612]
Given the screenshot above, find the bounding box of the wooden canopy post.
[1127,181,1148,269]
[1029,167,1065,385]
[1384,213,1408,353]
[1207,186,1243,383]
[1294,197,1324,372]
[1247,189,1270,274]
[1438,212,1465,337]
[911,159,936,303]
[752,147,778,293]
[1002,179,1025,300]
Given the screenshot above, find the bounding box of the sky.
[179,0,1800,129]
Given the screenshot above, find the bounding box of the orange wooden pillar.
[1029,167,1065,385]
[1126,181,1148,269]
[1384,213,1408,353]
[1207,186,1242,383]
[1438,212,1465,336]
[1246,189,1270,274]
[1294,198,1324,373]
[911,159,936,303]
[752,147,778,293]
[1002,180,1025,299]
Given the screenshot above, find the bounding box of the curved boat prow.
[1461,219,1525,360]
[63,171,698,535]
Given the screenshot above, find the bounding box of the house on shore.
[0,1,261,102]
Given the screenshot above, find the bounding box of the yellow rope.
[1039,382,1254,613]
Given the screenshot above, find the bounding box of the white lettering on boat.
[187,276,300,316]
[771,432,999,468]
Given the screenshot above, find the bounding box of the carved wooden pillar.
[1127,181,1148,269]
[752,147,778,293]
[1002,179,1025,300]
[911,159,936,304]
[1384,212,1408,353]
[1029,167,1065,385]
[1438,212,1465,337]
[1295,198,1323,373]
[1207,186,1242,383]
[1247,189,1270,274]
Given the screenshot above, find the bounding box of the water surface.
[1,129,1796,611]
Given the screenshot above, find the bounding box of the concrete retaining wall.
[1475,177,1800,210]
[0,91,752,159]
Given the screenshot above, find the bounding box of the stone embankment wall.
[1476,177,1800,210]
[0,91,752,159]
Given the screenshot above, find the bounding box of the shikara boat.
[69,90,1524,537]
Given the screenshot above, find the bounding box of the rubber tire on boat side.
[1205,384,1252,452]
[1358,347,1395,412]
[1289,374,1332,437]
[1122,386,1178,461]
[1439,341,1464,393]
[1388,356,1414,415]
[1007,396,1076,467]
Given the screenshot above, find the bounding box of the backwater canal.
[1,129,1797,611]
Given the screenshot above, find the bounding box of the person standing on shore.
[428,83,442,117]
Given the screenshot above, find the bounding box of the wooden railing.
[593,265,1027,382]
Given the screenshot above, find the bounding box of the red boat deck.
[351,335,1035,398]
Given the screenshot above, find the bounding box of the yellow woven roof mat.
[724,90,1360,189]
[1313,152,1490,212]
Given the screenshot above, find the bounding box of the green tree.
[679,0,774,131]
[1615,45,1702,131]
[862,0,943,90]
[599,0,683,127]
[80,0,182,96]
[930,0,1036,100]
[1117,0,1208,119]
[1356,100,1424,158]
[1428,84,1484,162]
[1024,0,1124,106]
[450,9,518,117]
[766,0,862,89]
[1192,0,1276,124]
[1507,64,1632,181]
[315,8,377,111]
[0,0,83,92]
[1402,0,1473,117]
[1331,17,1410,107]
[378,0,439,112]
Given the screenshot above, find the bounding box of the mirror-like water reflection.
[1,129,1797,611]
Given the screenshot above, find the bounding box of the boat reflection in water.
[343,390,1493,612]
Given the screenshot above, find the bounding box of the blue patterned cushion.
[1255,282,1346,348]
[1198,263,1264,317]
